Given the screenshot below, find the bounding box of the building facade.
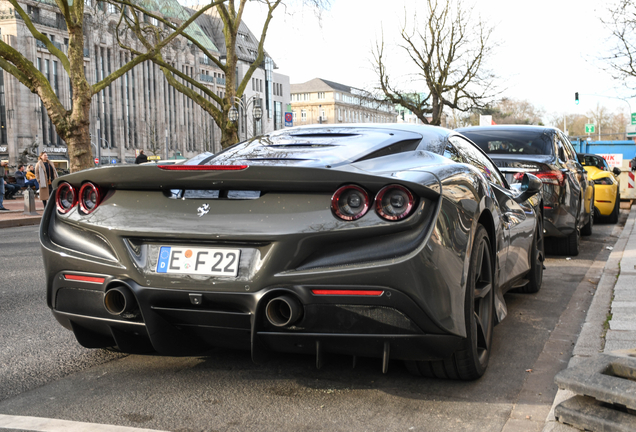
[290,78,396,126]
[0,0,290,168]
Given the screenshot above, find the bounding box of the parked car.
[456,125,593,256]
[41,124,544,380]
[578,153,621,223]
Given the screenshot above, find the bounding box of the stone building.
[290,78,396,126]
[0,0,290,168]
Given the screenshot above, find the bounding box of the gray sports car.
[40,124,543,380]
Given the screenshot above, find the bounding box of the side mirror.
[514,173,542,204]
[613,167,621,176]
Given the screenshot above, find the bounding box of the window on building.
[301,109,306,122]
[317,92,325,99]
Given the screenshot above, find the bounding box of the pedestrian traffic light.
[575,92,579,105]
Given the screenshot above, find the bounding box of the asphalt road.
[0,214,626,432]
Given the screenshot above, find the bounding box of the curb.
[0,217,41,228]
[542,206,636,431]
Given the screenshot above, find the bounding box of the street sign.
[94,157,99,164]
[585,124,595,134]
[627,124,636,137]
[632,113,636,125]
[284,112,293,127]
[111,159,117,164]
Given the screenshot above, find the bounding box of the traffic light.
[575,92,579,105]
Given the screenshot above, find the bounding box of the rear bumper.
[50,274,463,362]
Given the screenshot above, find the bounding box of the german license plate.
[156,246,241,277]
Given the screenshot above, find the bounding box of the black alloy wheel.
[517,213,544,294]
[405,225,494,380]
[608,192,620,224]
[581,204,593,236]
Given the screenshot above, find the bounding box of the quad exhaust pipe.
[265,295,303,327]
[104,285,139,318]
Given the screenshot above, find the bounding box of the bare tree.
[603,0,636,90]
[119,0,329,149]
[0,0,225,172]
[373,0,496,126]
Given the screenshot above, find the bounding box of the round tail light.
[56,182,76,214]
[331,185,370,221]
[79,182,101,214]
[375,185,415,221]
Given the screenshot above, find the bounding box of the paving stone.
[606,330,636,341]
[555,350,636,411]
[609,320,636,331]
[605,339,636,351]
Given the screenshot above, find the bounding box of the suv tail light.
[55,182,76,214]
[331,185,370,221]
[535,170,565,186]
[375,185,415,221]
[79,182,102,214]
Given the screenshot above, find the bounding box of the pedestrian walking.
[135,150,148,164]
[35,152,57,207]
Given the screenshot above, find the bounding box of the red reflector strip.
[63,274,105,284]
[157,165,248,171]
[311,289,384,296]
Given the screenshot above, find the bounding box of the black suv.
[457,125,593,256]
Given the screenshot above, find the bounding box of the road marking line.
[0,414,168,432]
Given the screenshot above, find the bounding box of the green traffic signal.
[575,92,579,105]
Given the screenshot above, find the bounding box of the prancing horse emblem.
[197,204,210,217]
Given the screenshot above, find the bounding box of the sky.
[239,0,633,125]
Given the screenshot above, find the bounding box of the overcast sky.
[238,0,632,125]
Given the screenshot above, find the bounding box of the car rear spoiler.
[53,165,441,199]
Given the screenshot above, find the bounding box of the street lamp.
[228,95,263,140]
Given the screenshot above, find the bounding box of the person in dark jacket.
[1,161,18,201]
[14,165,39,190]
[135,150,148,164]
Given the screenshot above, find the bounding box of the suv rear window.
[461,130,554,156]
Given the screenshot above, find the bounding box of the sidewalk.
[543,205,636,431]
[0,193,45,229]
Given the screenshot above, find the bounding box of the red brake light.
[79,182,102,214]
[157,165,248,171]
[311,289,384,296]
[63,274,105,284]
[55,182,76,214]
[331,185,370,221]
[535,170,565,186]
[375,184,415,221]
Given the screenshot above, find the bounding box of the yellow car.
[578,153,621,223]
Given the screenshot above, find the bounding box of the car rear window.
[461,130,554,156]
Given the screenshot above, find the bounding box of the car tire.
[517,213,544,294]
[581,205,593,236]
[608,193,620,224]
[405,225,494,380]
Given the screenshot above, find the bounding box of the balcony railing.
[199,74,214,83]
[36,39,62,51]
[199,56,213,66]
[16,11,67,30]
[216,77,225,86]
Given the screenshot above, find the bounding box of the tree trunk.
[221,122,239,148]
